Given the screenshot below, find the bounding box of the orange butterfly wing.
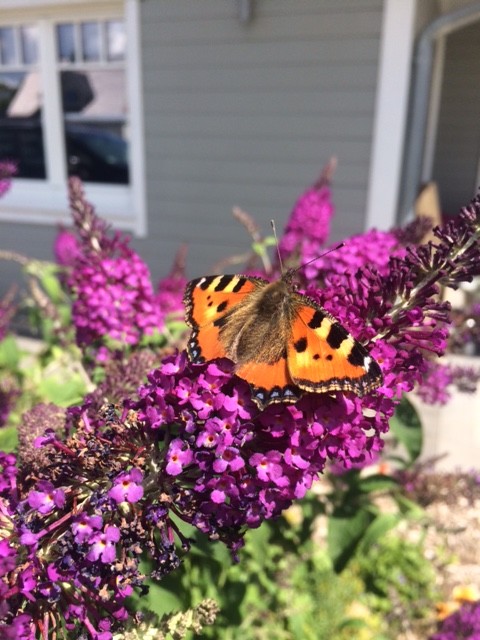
[183,274,265,362]
[287,302,382,396]
[235,360,301,406]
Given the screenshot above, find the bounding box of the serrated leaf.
[0,425,18,452]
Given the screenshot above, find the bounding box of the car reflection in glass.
[0,119,129,185]
[65,125,129,184]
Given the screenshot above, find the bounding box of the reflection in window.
[20,26,39,65]
[0,27,16,65]
[0,18,129,186]
[57,24,75,63]
[106,21,126,61]
[60,68,129,185]
[81,22,100,62]
[0,71,46,179]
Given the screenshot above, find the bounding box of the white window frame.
[0,0,147,236]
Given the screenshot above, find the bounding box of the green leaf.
[165,320,188,336]
[357,513,402,554]
[251,241,267,257]
[357,474,399,494]
[389,397,423,463]
[394,493,425,519]
[132,577,184,616]
[0,425,18,452]
[328,506,374,571]
[38,374,86,407]
[263,235,277,247]
[0,335,21,368]
[40,271,64,303]
[338,618,370,630]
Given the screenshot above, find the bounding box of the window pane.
[60,69,129,184]
[0,27,16,66]
[57,23,75,62]
[81,22,100,62]
[0,71,46,179]
[106,21,125,61]
[20,25,39,65]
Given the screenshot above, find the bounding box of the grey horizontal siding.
[153,0,382,21]
[142,11,382,45]
[140,0,384,278]
[144,39,379,68]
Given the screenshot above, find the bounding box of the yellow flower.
[452,584,480,603]
[282,504,303,527]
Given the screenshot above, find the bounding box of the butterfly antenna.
[291,242,345,276]
[270,219,284,274]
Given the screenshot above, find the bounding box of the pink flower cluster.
[279,183,335,269]
[69,245,165,352]
[135,352,388,544]
[314,228,407,278]
[54,179,186,357]
[0,161,16,199]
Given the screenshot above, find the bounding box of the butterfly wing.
[235,359,301,408]
[183,274,267,362]
[287,300,383,396]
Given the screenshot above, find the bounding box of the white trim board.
[365,0,417,230]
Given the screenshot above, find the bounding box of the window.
[0,1,146,235]
[0,24,46,179]
[57,19,129,185]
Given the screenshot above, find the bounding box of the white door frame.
[365,0,417,231]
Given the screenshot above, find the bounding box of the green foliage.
[389,396,423,466]
[0,424,18,452]
[115,599,220,640]
[23,262,73,345]
[325,466,420,573]
[0,334,21,369]
[146,520,385,640]
[356,533,438,625]
[6,343,90,424]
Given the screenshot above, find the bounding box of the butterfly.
[183,272,383,408]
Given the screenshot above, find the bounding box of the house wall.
[138,0,384,278]
[432,20,480,215]
[0,0,385,298]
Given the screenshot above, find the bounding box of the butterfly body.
[184,273,382,408]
